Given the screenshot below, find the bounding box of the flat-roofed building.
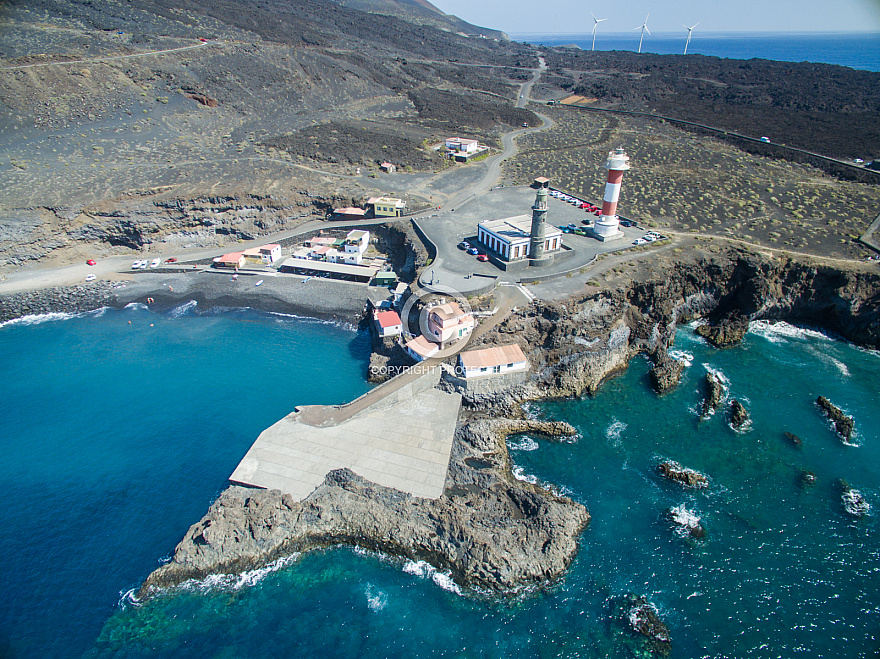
[242,243,282,265]
[445,137,479,153]
[405,334,439,362]
[279,258,379,282]
[213,251,245,269]
[330,206,367,220]
[367,197,406,217]
[477,215,562,261]
[458,343,528,379]
[426,301,475,348]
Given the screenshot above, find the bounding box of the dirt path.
[0,40,219,72]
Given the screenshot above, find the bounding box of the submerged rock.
[729,399,750,429]
[800,470,817,487]
[649,351,685,395]
[658,461,709,488]
[816,396,855,442]
[668,503,706,539]
[784,431,803,447]
[840,480,870,517]
[610,594,672,657]
[695,312,749,349]
[701,372,725,418]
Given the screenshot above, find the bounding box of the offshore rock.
[840,480,870,517]
[648,351,685,394]
[138,417,589,598]
[729,399,750,429]
[701,372,725,418]
[784,431,803,447]
[658,461,709,488]
[610,594,672,658]
[800,470,817,488]
[695,312,749,349]
[668,504,706,539]
[816,396,854,441]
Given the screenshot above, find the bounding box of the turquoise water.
[0,303,372,658]
[2,308,879,657]
[512,33,880,72]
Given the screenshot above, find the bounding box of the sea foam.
[402,560,463,595]
[0,310,81,328]
[749,320,831,343]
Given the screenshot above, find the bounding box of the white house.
[458,343,529,379]
[242,243,282,265]
[373,309,402,337]
[426,302,475,348]
[445,137,479,153]
[477,215,562,261]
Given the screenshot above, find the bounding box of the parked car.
[521,122,528,128]
[131,260,141,270]
[458,241,470,250]
[86,259,96,266]
[594,210,602,216]
[467,247,479,255]
[150,258,161,268]
[164,257,177,263]
[85,274,96,282]
[476,254,489,262]
[139,260,149,269]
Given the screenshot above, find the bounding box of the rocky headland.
[138,417,589,597]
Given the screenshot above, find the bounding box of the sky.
[432,0,880,35]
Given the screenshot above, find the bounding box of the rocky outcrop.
[649,351,684,394]
[0,281,123,322]
[695,312,749,348]
[658,461,709,488]
[816,396,855,441]
[668,504,705,539]
[701,372,725,418]
[800,470,817,487]
[729,399,750,429]
[138,416,589,598]
[610,594,672,657]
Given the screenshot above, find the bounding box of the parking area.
[415,186,652,284]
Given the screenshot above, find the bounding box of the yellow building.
[368,197,406,217]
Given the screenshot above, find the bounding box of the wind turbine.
[590,12,607,52]
[683,21,699,55]
[633,14,650,54]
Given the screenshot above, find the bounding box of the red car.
[164,257,177,263]
[476,254,489,262]
[86,259,96,266]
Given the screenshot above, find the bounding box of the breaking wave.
[748,320,831,343]
[605,418,627,447]
[402,560,462,595]
[364,583,388,611]
[668,350,694,367]
[0,311,82,328]
[508,435,539,452]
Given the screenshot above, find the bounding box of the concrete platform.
[230,375,461,500]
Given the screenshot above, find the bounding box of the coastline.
[4,242,880,601]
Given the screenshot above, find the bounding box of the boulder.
[668,503,706,539]
[816,396,854,441]
[799,470,817,487]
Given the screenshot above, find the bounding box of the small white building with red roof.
[458,343,528,379]
[373,309,402,338]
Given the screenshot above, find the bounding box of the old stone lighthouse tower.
[529,177,553,266]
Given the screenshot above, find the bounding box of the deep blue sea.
[1,304,878,657]
[512,32,880,72]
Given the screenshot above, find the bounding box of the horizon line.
[509,29,880,37]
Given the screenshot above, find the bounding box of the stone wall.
[441,365,529,396]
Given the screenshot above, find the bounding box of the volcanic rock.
[668,504,706,539]
[610,594,672,657]
[695,312,749,349]
[648,351,685,394]
[800,470,817,487]
[840,480,870,517]
[816,396,854,441]
[729,399,750,429]
[658,461,709,488]
[701,372,725,418]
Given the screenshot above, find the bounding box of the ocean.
[1,304,878,658]
[511,32,880,72]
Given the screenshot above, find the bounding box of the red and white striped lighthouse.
[594,147,630,240]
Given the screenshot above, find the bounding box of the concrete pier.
[230,367,461,500]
